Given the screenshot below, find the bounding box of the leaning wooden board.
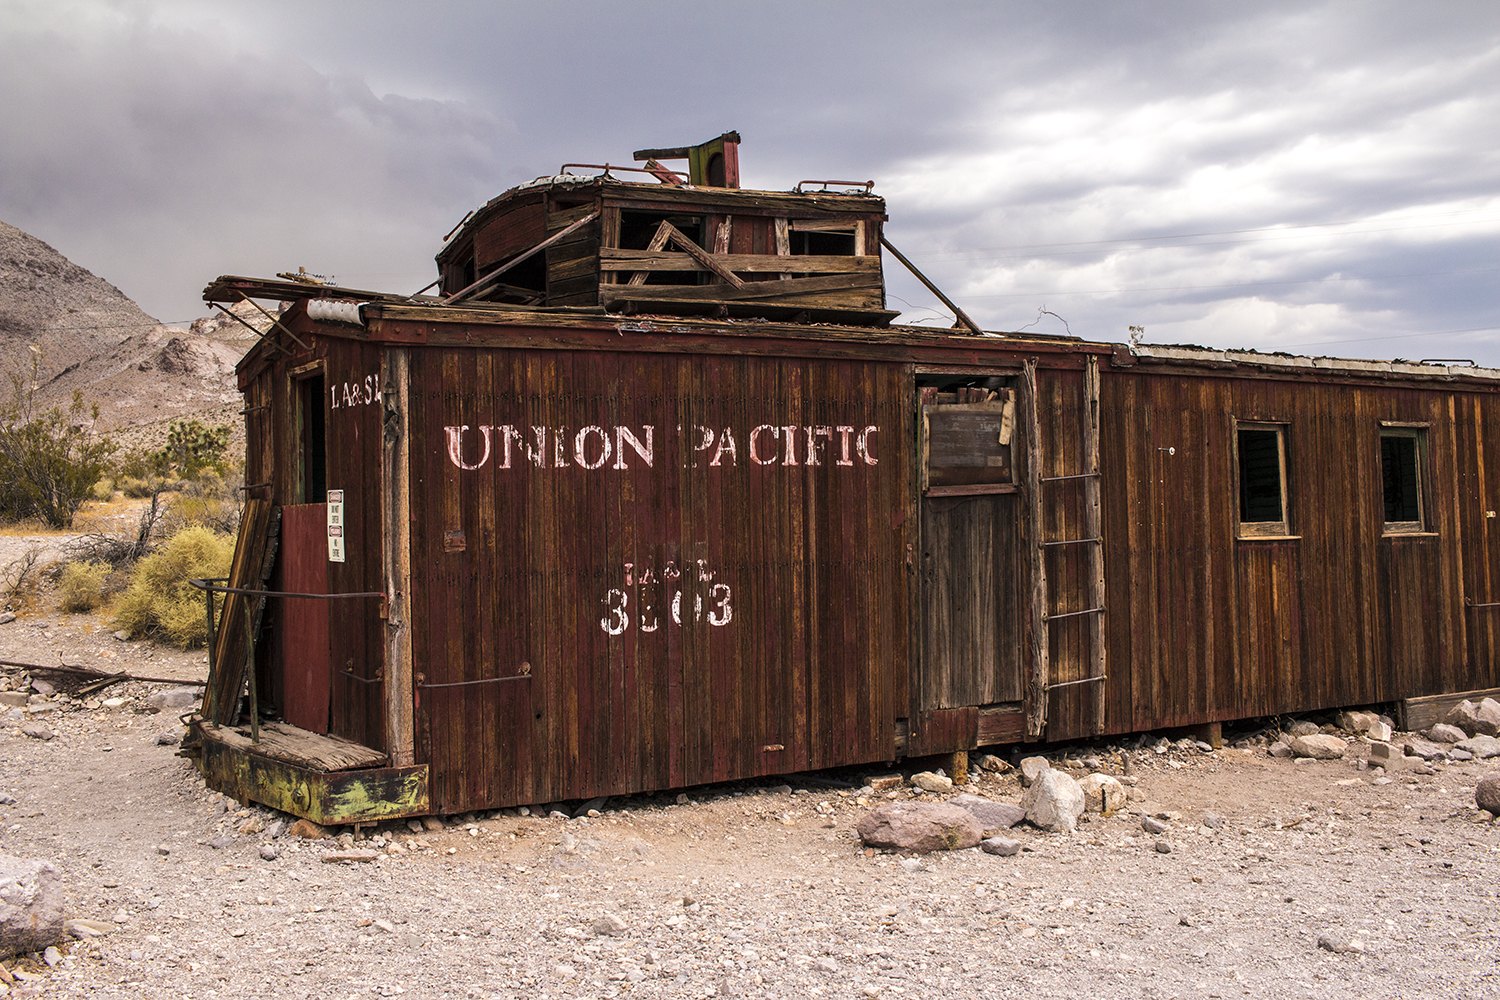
[202,499,279,725]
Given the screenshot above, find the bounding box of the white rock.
[1290,734,1347,759]
[909,771,953,794]
[0,856,66,957]
[1020,769,1085,833]
[1076,773,1126,813]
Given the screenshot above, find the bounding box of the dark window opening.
[1237,427,1285,528]
[794,230,856,256]
[619,211,706,285]
[476,252,546,303]
[298,375,326,504]
[1381,432,1423,527]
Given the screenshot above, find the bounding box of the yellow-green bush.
[119,476,161,499]
[90,477,115,502]
[57,560,111,612]
[112,526,234,647]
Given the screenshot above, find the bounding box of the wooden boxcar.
[188,161,1500,823]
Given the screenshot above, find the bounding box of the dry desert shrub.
[57,559,111,612]
[112,526,233,647]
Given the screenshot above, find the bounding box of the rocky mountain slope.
[1,220,270,451]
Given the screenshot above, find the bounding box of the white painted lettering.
[749,425,779,465]
[614,426,655,469]
[835,425,856,466]
[707,583,733,626]
[780,425,799,465]
[803,425,832,466]
[574,426,612,469]
[857,425,879,466]
[552,428,570,468]
[601,589,628,636]
[688,425,715,468]
[444,425,492,471]
[710,427,738,466]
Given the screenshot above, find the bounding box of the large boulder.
[1456,734,1500,759]
[947,794,1024,833]
[1076,773,1127,813]
[1476,777,1500,816]
[1290,734,1347,760]
[1428,723,1467,744]
[1021,769,1085,833]
[1337,710,1380,734]
[0,856,65,958]
[1018,756,1050,787]
[855,802,983,853]
[1445,699,1500,737]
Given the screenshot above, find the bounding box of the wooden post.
[381,348,415,767]
[1022,359,1050,737]
[949,751,969,786]
[1084,354,1107,734]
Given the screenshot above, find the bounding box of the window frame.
[1233,419,1291,538]
[1379,421,1429,535]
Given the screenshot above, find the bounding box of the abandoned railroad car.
[188,138,1500,823]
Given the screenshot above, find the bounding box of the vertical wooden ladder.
[1023,356,1107,737]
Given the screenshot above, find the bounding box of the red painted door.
[280,504,331,734]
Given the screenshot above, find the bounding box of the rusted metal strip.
[211,301,295,354]
[1045,606,1105,622]
[1465,600,1500,609]
[879,236,983,335]
[1041,537,1102,547]
[417,675,533,689]
[444,211,599,304]
[1041,472,1100,483]
[1045,674,1108,691]
[231,292,311,350]
[190,579,383,601]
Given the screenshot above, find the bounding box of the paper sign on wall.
[327,489,346,563]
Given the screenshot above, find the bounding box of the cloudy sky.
[2,0,1497,362]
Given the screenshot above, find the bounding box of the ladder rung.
[1041,537,1101,548]
[1045,606,1105,622]
[1040,472,1100,483]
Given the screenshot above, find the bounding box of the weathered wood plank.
[599,250,880,274]
[380,348,414,766]
[209,720,388,770]
[1400,686,1500,731]
[1021,359,1049,737]
[599,273,881,304]
[196,729,427,825]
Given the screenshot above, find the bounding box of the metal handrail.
[189,578,386,743]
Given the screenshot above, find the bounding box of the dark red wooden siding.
[405,347,909,812]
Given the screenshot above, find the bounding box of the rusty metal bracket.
[1044,606,1105,622]
[1045,674,1109,690]
[230,292,311,351]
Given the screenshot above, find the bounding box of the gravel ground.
[2,656,1499,1000]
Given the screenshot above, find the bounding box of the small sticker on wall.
[327,489,346,562]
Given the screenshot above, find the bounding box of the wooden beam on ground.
[1400,687,1500,732]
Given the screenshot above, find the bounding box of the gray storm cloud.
[1,0,1496,361]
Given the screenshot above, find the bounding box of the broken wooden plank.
[600,250,879,274]
[204,499,278,726]
[600,272,879,304]
[213,721,389,771]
